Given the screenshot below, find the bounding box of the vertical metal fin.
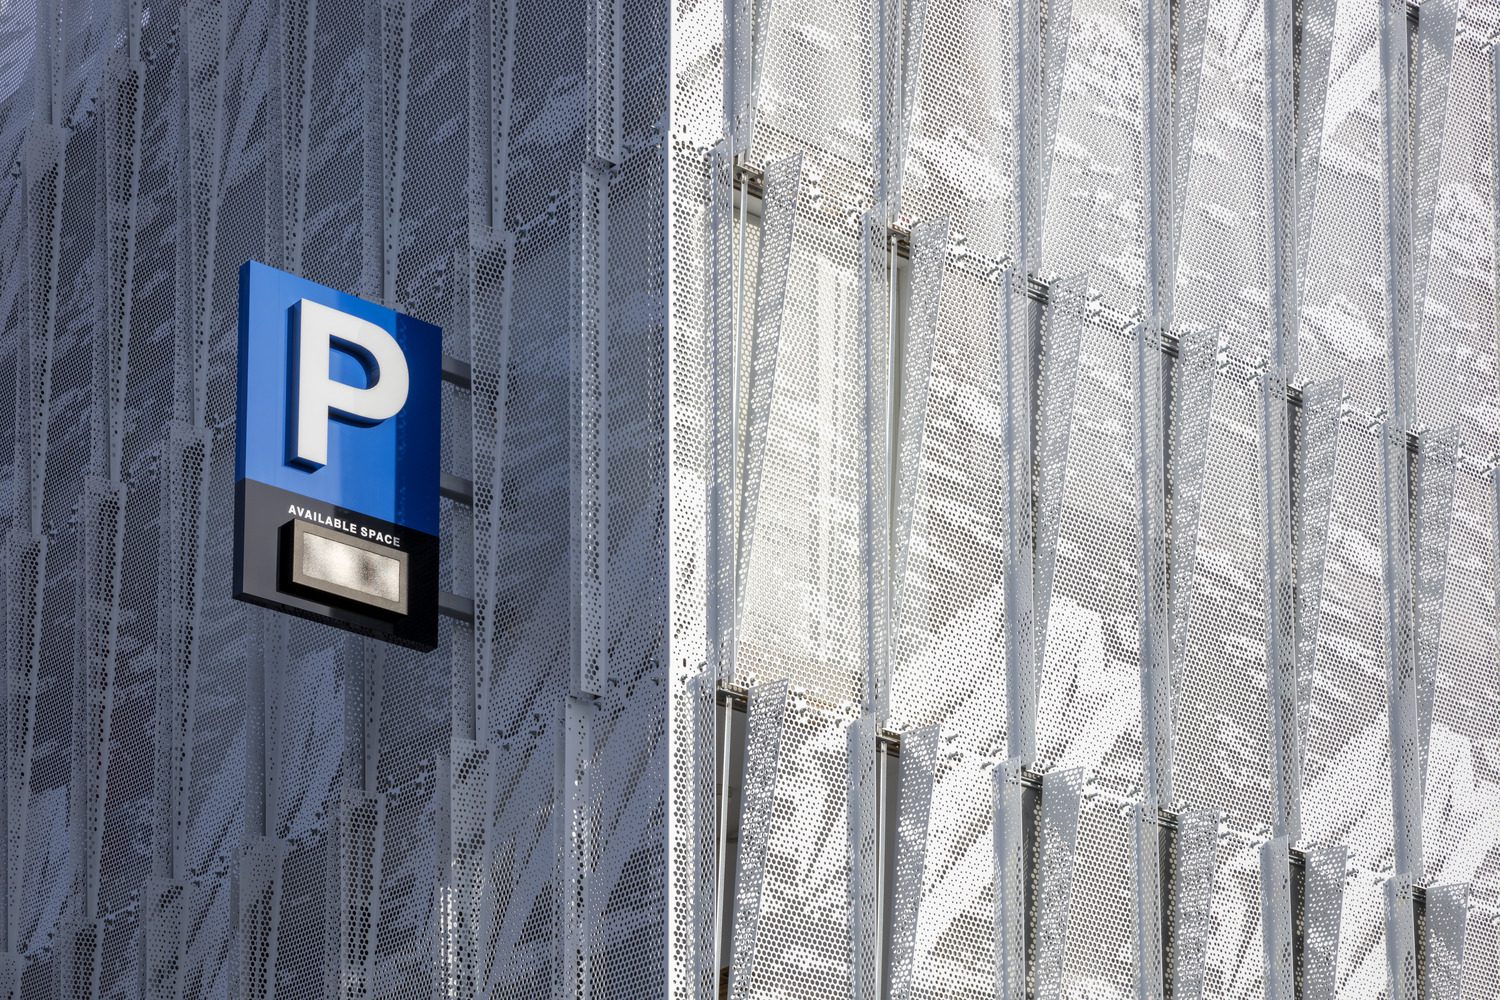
[574,164,611,697]
[95,48,143,482]
[55,920,104,1000]
[76,65,144,967]
[159,424,212,881]
[1294,379,1342,750]
[993,759,1026,1000]
[683,670,718,1000]
[1261,372,1300,840]
[470,0,516,239]
[887,725,939,1000]
[3,535,45,956]
[892,0,930,211]
[323,790,387,1000]
[1413,431,1456,798]
[559,696,597,1000]
[1383,872,1419,1000]
[1423,882,1469,1000]
[1409,0,1459,323]
[859,213,891,719]
[1170,0,1208,265]
[1377,423,1422,876]
[161,28,222,947]
[1263,0,1298,375]
[873,0,900,218]
[1301,845,1347,1000]
[892,219,948,600]
[362,0,411,304]
[236,837,287,1000]
[1001,274,1037,762]
[724,0,752,142]
[244,609,287,843]
[1493,470,1500,651]
[1033,276,1084,667]
[1377,0,1413,423]
[266,0,318,272]
[143,878,189,1000]
[74,479,127,919]
[176,1,223,428]
[1134,322,1173,806]
[744,0,776,152]
[847,714,879,1000]
[1013,0,1041,271]
[1494,44,1500,345]
[19,123,65,537]
[1039,0,1073,222]
[726,681,790,1000]
[1167,327,1217,704]
[734,155,802,628]
[1129,800,1165,1000]
[468,234,516,739]
[441,738,498,1000]
[1033,767,1086,1000]
[588,0,624,164]
[1170,810,1216,1000]
[1296,0,1337,285]
[705,145,734,681]
[1141,0,1174,327]
[1259,836,1296,1000]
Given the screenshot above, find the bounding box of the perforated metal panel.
[1,2,669,999]
[5,0,1500,997]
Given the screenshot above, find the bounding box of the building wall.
[1,0,1499,999]
[669,0,1500,999]
[0,1,667,999]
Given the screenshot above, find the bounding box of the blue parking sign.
[234,260,441,649]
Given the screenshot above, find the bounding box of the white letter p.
[291,298,410,469]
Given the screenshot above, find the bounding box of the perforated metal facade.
[1,1,1498,999]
